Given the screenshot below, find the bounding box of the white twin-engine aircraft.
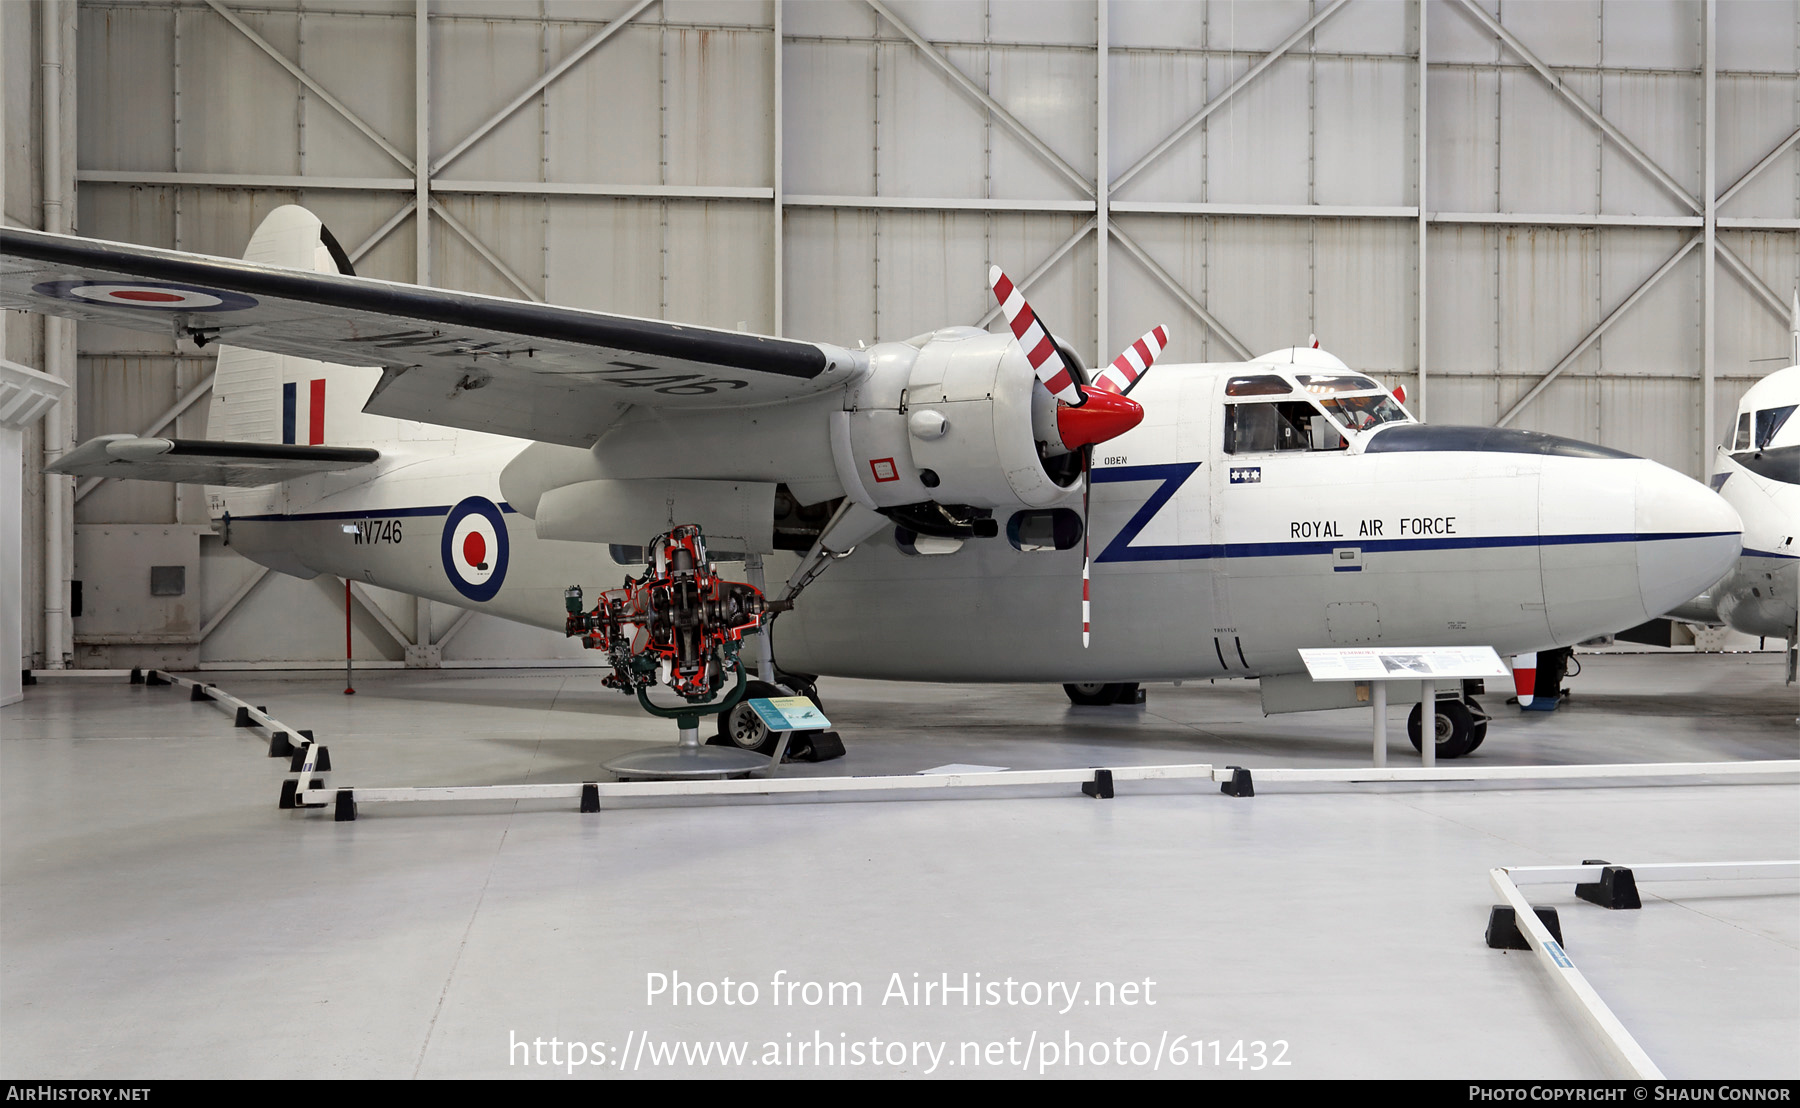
[2,206,1742,759]
[1666,355,1800,647]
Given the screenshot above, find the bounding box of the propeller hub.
[1057,390,1144,451]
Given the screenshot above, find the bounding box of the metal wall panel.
[1498,70,1604,213]
[1596,70,1701,215]
[540,23,665,187]
[179,8,303,176]
[1315,56,1414,206]
[1109,50,1218,203]
[1427,66,1499,211]
[296,7,417,179]
[77,4,175,174]
[1716,74,1799,218]
[1202,56,1313,205]
[985,42,1096,199]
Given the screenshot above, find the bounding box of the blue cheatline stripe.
[280,382,296,445]
[229,502,518,523]
[1743,547,1800,560]
[1099,530,1739,564]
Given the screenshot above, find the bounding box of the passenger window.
[1755,405,1795,449]
[1006,509,1084,552]
[1225,401,1339,454]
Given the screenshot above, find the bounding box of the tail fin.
[206,206,450,447]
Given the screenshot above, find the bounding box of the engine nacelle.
[836,327,1079,513]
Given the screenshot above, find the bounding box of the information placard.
[1297,646,1509,682]
[747,696,831,731]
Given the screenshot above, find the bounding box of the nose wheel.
[1407,697,1488,759]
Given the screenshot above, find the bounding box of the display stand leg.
[1420,679,1436,767]
[1371,681,1387,767]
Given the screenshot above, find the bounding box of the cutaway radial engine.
[565,525,784,701]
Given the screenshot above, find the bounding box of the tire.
[1063,681,1138,706]
[709,680,786,755]
[708,679,825,757]
[1407,698,1478,759]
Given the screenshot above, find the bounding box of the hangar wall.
[9,0,1798,669]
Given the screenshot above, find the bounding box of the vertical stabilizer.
[206,206,449,448]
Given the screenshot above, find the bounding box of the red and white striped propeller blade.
[1091,325,1170,397]
[989,265,1085,406]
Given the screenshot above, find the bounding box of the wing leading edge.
[1,227,864,448]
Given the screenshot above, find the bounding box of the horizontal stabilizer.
[48,434,379,487]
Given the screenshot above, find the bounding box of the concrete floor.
[1,652,1795,1079]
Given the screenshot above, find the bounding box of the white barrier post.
[1371,680,1387,767]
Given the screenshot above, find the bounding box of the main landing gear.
[1407,695,1490,760]
[707,677,845,762]
[1063,681,1145,706]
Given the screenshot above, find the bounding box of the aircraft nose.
[1634,464,1743,619]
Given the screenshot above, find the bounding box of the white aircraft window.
[1225,374,1292,398]
[1296,373,1380,394]
[1006,508,1083,552]
[1733,412,1753,450]
[1225,401,1329,453]
[893,528,964,556]
[1755,405,1795,449]
[1320,393,1408,432]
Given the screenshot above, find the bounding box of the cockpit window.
[1755,405,1795,449]
[1319,393,1409,433]
[1296,373,1381,394]
[1225,401,1344,454]
[1733,412,1752,450]
[1224,374,1292,398]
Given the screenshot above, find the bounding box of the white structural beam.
[429,200,543,303]
[1452,0,1700,214]
[1715,239,1793,322]
[1095,0,1108,365]
[1497,234,1704,427]
[1418,0,1429,419]
[415,0,430,286]
[197,566,271,642]
[865,0,1093,200]
[1703,0,1717,462]
[204,0,415,174]
[432,607,476,649]
[430,0,657,177]
[1716,126,1800,211]
[347,580,414,649]
[1110,0,1352,196]
[972,218,1097,330]
[773,0,784,336]
[348,200,418,266]
[1110,225,1254,361]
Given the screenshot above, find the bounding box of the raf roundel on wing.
[33,279,258,311]
[442,497,509,603]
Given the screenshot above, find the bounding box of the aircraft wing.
[0,228,863,448]
[47,434,380,488]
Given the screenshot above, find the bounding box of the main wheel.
[1063,681,1138,706]
[1407,698,1478,759]
[709,680,786,756]
[708,680,825,757]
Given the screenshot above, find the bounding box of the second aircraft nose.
[1634,464,1744,622]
